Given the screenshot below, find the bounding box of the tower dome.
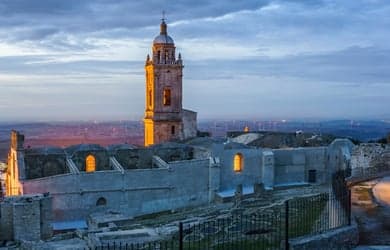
[153,19,174,44]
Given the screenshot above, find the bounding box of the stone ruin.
[0,194,52,244]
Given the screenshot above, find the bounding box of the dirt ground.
[351,179,390,245]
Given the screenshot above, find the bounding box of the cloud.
[0,0,389,120]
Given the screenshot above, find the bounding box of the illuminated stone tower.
[144,19,197,146]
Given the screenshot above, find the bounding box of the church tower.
[144,19,186,146]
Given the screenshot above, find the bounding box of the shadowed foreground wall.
[22,159,210,221]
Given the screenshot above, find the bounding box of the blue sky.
[0,0,389,121]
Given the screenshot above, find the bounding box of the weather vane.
[162,10,166,21]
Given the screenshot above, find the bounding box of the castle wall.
[0,194,52,242]
[113,145,194,170]
[70,150,111,172]
[182,109,197,139]
[13,199,41,241]
[213,143,344,192]
[218,148,262,191]
[24,154,68,179]
[326,139,354,174]
[304,147,328,183]
[273,147,327,185]
[350,143,390,175]
[21,159,210,221]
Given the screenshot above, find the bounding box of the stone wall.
[218,147,262,191]
[113,148,154,169]
[273,147,327,186]
[68,148,111,172]
[182,109,197,139]
[10,134,355,223]
[109,144,195,170]
[209,140,352,193]
[351,143,390,170]
[0,194,53,242]
[289,222,358,250]
[24,153,68,179]
[21,159,210,221]
[326,139,354,174]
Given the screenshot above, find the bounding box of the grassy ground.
[288,194,329,237]
[176,194,328,250]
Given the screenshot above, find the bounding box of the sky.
[0,0,389,122]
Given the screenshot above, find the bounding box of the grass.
[287,194,329,238]
[124,193,335,250]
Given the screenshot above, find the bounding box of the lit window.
[163,88,171,106]
[233,153,243,172]
[86,154,96,172]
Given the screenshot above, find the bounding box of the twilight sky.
[0,0,389,121]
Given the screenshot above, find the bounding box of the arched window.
[163,88,171,106]
[96,197,107,206]
[86,154,96,172]
[233,153,243,172]
[165,50,169,63]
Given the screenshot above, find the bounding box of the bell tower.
[144,18,184,146]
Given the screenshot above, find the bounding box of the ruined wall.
[218,147,262,191]
[182,109,197,139]
[273,149,307,185]
[113,145,195,170]
[0,194,52,242]
[273,147,327,185]
[70,150,111,172]
[213,142,343,192]
[24,153,68,179]
[192,146,211,159]
[21,159,210,221]
[113,148,154,169]
[326,139,354,174]
[304,147,327,183]
[152,145,194,162]
[273,146,339,186]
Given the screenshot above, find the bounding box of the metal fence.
[87,191,351,250]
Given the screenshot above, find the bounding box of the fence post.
[179,222,183,250]
[285,200,289,250]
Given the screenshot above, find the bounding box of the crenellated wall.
[0,194,53,242]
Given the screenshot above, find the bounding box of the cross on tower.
[162,10,166,21]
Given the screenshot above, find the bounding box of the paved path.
[352,179,390,246]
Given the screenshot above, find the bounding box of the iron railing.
[86,190,351,250]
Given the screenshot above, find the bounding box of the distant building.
[144,19,197,146]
